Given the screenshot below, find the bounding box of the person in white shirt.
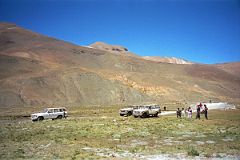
[187,107,192,119]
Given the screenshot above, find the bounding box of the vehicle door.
[155,105,160,113]
[148,106,151,114]
[53,109,60,118]
[47,109,55,119]
[148,106,154,114]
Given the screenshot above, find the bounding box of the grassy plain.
[0,106,240,159]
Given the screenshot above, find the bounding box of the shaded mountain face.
[0,22,240,109]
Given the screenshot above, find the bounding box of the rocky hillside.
[90,42,128,53]
[89,41,139,57]
[0,22,240,109]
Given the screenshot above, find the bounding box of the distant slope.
[142,56,193,64]
[214,62,240,78]
[0,22,240,109]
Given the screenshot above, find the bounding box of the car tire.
[141,112,148,118]
[134,115,138,118]
[37,116,44,121]
[57,115,63,119]
[127,111,132,116]
[154,112,159,117]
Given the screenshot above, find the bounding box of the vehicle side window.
[54,109,58,113]
[60,109,63,112]
[48,109,53,113]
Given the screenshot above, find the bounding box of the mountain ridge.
[89,41,194,64]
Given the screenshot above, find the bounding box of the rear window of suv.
[59,108,66,112]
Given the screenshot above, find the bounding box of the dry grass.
[0,106,239,159]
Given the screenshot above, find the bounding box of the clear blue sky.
[0,0,240,64]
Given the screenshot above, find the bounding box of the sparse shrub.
[187,146,199,156]
[205,153,211,158]
[229,145,240,150]
[71,150,80,160]
[14,148,25,158]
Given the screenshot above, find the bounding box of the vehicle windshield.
[133,106,139,109]
[42,109,48,113]
[139,106,145,109]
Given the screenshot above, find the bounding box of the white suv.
[133,104,161,118]
[119,105,139,116]
[31,108,67,121]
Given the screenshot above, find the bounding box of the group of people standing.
[177,107,192,119]
[176,102,208,120]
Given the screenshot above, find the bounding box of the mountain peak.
[0,22,18,30]
[89,41,128,53]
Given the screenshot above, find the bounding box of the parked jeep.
[133,104,161,118]
[119,105,139,116]
[31,108,67,121]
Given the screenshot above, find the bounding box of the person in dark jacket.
[196,105,201,119]
[204,104,208,120]
[176,108,181,118]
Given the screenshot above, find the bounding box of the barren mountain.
[0,23,240,109]
[214,62,240,78]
